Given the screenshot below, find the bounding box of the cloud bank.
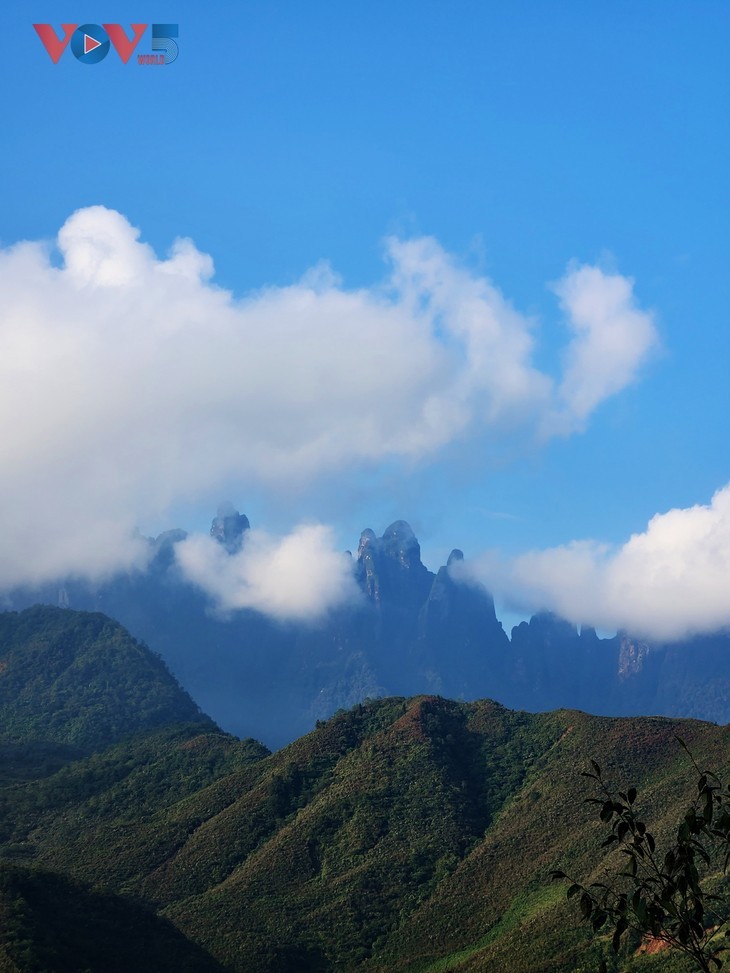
[175,525,359,622]
[0,206,657,612]
[467,484,730,641]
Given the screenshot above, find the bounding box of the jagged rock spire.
[210,502,250,554]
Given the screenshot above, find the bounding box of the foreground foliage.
[553,746,730,972]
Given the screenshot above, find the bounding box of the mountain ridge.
[4,509,730,749]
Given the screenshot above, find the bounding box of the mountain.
[0,604,725,971]
[503,613,730,725]
[0,607,265,971]
[0,670,721,968]
[5,509,730,748]
[3,514,511,747]
[0,606,213,754]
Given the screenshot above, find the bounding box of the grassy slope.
[3,693,725,972]
[166,700,725,973]
[0,607,726,973]
[368,707,714,973]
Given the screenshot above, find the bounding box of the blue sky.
[1,2,729,637]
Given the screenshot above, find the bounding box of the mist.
[466,483,730,642]
[175,524,361,622]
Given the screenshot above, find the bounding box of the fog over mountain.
[3,209,729,649]
[468,483,730,642]
[0,150,713,767]
[6,506,730,749]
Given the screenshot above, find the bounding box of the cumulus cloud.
[175,525,359,622]
[538,264,660,436]
[0,206,657,599]
[467,484,730,641]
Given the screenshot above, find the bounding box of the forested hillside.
[0,606,213,751]
[0,611,724,971]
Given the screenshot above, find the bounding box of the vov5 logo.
[33,23,178,64]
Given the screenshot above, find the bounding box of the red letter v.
[104,24,148,63]
[33,24,77,63]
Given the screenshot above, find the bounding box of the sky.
[1,2,729,640]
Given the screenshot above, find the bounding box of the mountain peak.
[381,520,421,569]
[357,528,377,554]
[210,503,250,554]
[354,520,432,615]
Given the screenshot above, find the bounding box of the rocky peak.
[357,529,381,602]
[420,549,501,634]
[381,520,421,571]
[210,503,250,554]
[513,612,579,646]
[150,528,189,571]
[355,520,432,610]
[617,633,651,680]
[357,528,377,556]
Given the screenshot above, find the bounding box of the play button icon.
[71,23,110,63]
[84,33,102,54]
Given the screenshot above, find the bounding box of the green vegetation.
[0,606,212,749]
[553,749,730,972]
[2,605,729,971]
[0,863,224,972]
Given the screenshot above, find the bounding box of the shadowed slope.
[0,606,213,750]
[0,864,225,973]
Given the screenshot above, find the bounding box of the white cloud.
[467,484,730,641]
[543,263,659,435]
[175,525,359,622]
[0,206,657,599]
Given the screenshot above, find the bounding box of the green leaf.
[704,793,714,824]
[612,917,628,952]
[592,910,607,931]
[580,892,593,919]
